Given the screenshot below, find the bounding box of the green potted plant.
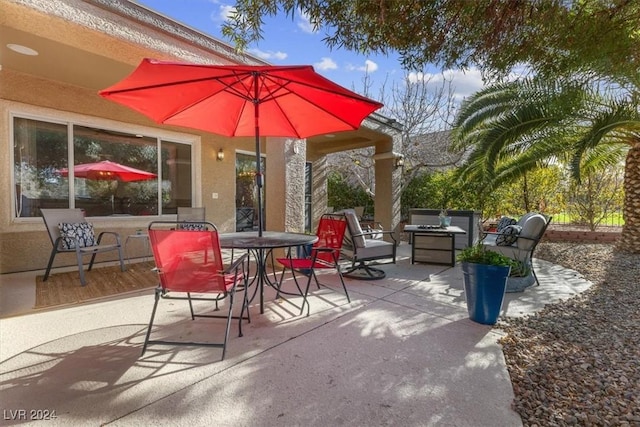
[456,244,513,325]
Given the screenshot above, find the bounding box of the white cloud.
[442,68,486,100]
[346,59,379,73]
[217,4,235,22]
[248,48,288,61]
[207,2,236,24]
[297,11,316,33]
[406,68,485,102]
[314,57,338,71]
[363,60,378,73]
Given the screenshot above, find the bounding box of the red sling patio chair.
[276,213,350,316]
[142,221,250,360]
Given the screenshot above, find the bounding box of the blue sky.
[135,0,486,102]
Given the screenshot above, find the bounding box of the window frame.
[9,107,200,223]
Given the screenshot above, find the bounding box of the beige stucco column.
[372,130,403,241]
[265,137,307,233]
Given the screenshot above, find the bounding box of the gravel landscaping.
[499,242,640,426]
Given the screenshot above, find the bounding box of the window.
[12,116,193,218]
[235,152,265,231]
[161,140,193,215]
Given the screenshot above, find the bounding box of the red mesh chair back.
[313,214,347,264]
[148,227,230,294]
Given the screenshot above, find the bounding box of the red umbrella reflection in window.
[60,160,157,182]
[60,160,157,214]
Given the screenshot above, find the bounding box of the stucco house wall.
[0,0,401,274]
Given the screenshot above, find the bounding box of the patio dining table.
[219,231,318,314]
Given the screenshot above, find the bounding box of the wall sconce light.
[395,155,405,169]
[216,148,224,161]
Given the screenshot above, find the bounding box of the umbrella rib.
[259,81,356,135]
[258,74,381,131]
[102,75,234,95]
[259,73,380,103]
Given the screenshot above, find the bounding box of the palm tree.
[452,76,640,253]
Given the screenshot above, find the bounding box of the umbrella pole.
[255,135,263,237]
[254,79,264,237]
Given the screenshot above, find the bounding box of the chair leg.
[300,271,315,317]
[141,286,161,357]
[238,283,251,338]
[43,247,58,282]
[338,272,351,303]
[275,267,285,298]
[529,255,540,287]
[76,248,87,286]
[531,259,541,287]
[187,292,195,320]
[221,286,237,361]
[276,263,309,316]
[333,253,350,303]
[88,250,98,271]
[117,244,126,272]
[290,269,306,299]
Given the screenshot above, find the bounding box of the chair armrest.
[480,231,501,242]
[362,221,383,230]
[223,252,249,275]
[513,235,539,243]
[359,229,397,244]
[483,231,538,241]
[96,231,122,245]
[354,229,395,238]
[481,231,541,247]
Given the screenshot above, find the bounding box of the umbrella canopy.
[60,160,157,182]
[99,58,383,235]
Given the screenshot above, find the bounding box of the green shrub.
[327,172,373,214]
[456,244,514,267]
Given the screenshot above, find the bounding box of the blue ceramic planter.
[461,262,510,325]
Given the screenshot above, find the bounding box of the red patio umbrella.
[98,59,383,236]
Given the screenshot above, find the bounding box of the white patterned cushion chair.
[481,212,552,286]
[340,209,397,280]
[41,208,125,286]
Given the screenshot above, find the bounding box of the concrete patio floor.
[0,244,591,426]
